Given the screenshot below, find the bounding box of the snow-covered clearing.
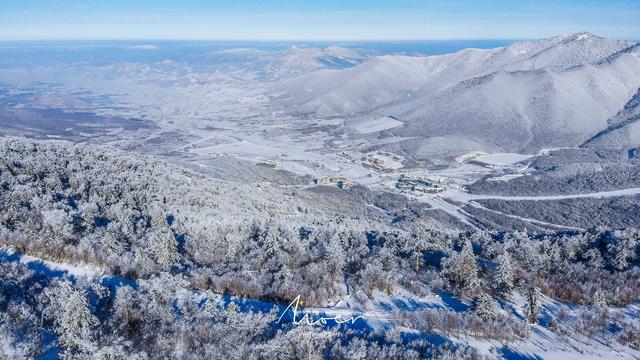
[472,153,535,166]
[353,116,404,134]
[456,151,489,163]
[1,245,105,279]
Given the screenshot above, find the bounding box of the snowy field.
[471,153,535,166]
[352,116,404,134]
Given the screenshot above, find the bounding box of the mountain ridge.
[273,32,640,157]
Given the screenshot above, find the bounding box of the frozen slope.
[274,33,640,154]
[391,55,640,152]
[583,85,640,156]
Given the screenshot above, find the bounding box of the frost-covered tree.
[112,285,135,329]
[583,248,605,269]
[591,290,607,308]
[151,227,179,269]
[42,280,98,352]
[263,218,280,256]
[492,251,514,298]
[412,232,432,274]
[324,233,346,280]
[470,293,498,320]
[612,242,630,271]
[524,287,540,325]
[358,260,395,297]
[441,240,480,297]
[224,227,244,260]
[199,290,222,319]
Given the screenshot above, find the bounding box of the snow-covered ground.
[352,116,404,134]
[471,153,535,166]
[0,245,107,280]
[306,288,640,359]
[4,244,637,359]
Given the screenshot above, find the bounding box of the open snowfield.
[471,153,535,166]
[353,116,404,134]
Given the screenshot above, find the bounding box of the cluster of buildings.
[314,175,352,189]
[395,175,446,194]
[362,156,393,173]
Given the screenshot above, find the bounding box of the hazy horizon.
[1,1,639,41]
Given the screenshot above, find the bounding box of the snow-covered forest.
[1,137,639,358]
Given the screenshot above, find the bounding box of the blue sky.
[1,0,639,41]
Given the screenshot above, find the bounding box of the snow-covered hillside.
[274,32,640,153]
[583,86,640,156]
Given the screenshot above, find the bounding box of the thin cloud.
[127,44,159,50]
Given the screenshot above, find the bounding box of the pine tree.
[199,290,222,319]
[151,227,179,269]
[441,240,480,297]
[612,243,630,271]
[2,199,17,229]
[226,302,239,325]
[413,234,431,274]
[263,218,279,256]
[471,293,498,320]
[583,248,605,269]
[43,281,98,351]
[493,252,514,298]
[225,228,243,259]
[591,290,607,308]
[113,285,134,327]
[524,287,539,324]
[39,225,58,252]
[101,231,122,257]
[324,234,346,280]
[118,208,136,239]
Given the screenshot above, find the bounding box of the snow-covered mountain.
[274,32,640,154]
[81,46,371,86]
[201,45,371,80]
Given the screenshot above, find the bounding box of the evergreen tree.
[413,234,431,274]
[493,251,514,298]
[199,290,222,319]
[612,243,630,271]
[324,234,346,280]
[591,290,607,308]
[42,280,98,352]
[112,285,134,327]
[583,248,605,269]
[151,227,179,269]
[263,218,279,256]
[441,240,480,297]
[471,293,498,320]
[524,287,539,325]
[225,228,243,260]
